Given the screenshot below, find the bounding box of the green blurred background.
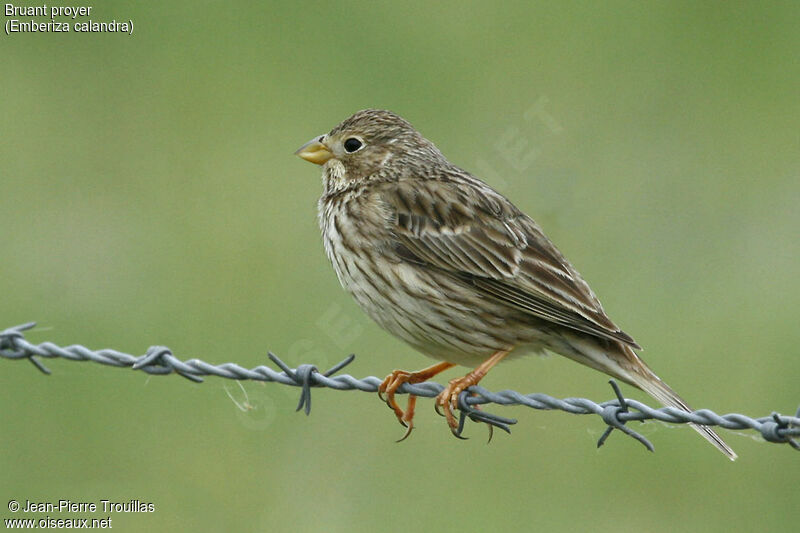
[2,1,798,531]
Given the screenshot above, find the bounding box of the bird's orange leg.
[378,361,455,440]
[436,350,510,436]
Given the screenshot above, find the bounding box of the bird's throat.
[322,159,349,195]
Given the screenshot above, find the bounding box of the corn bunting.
[296,109,735,460]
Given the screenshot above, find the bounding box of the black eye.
[343,137,363,153]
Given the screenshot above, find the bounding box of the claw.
[396,423,414,443]
[450,427,469,440]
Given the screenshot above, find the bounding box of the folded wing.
[380,176,640,349]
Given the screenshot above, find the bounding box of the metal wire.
[2,322,798,453]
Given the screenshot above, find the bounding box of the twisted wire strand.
[2,322,798,452]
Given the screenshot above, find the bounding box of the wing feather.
[380,176,641,349]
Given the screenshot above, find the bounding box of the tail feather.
[555,337,737,460]
[625,364,737,461]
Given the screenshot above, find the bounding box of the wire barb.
[596,380,654,452]
[2,322,799,454]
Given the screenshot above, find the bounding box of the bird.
[295,109,736,460]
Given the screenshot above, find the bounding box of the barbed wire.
[2,322,798,453]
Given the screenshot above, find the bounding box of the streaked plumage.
[296,109,736,459]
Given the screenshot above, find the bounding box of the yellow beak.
[295,136,333,165]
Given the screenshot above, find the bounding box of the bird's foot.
[434,349,510,439]
[378,362,455,441]
[378,370,416,427]
[435,373,483,438]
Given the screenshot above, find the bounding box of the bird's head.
[295,109,444,188]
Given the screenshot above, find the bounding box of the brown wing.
[378,175,641,349]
